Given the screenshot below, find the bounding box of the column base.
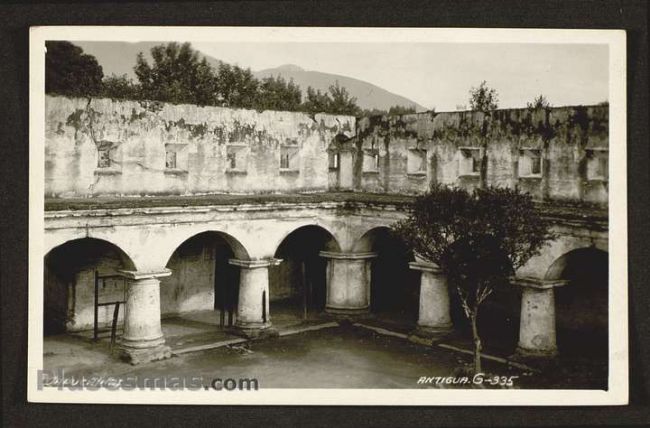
[408,324,453,346]
[514,345,558,359]
[233,322,278,340]
[120,343,172,365]
[325,305,371,320]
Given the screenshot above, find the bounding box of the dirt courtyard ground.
[41,320,606,391]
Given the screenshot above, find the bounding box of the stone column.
[118,269,172,365]
[229,258,281,339]
[514,277,567,358]
[408,261,453,345]
[319,251,377,316]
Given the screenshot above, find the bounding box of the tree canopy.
[393,185,555,373]
[255,76,302,112]
[527,94,552,110]
[468,80,499,112]
[45,41,104,97]
[326,81,362,116]
[302,81,362,116]
[46,41,409,117]
[101,74,140,100]
[134,42,217,106]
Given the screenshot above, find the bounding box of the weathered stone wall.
[159,235,217,316]
[45,96,355,197]
[346,106,608,205]
[45,96,608,206]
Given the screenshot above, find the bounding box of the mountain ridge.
[254,64,427,112]
[72,42,427,112]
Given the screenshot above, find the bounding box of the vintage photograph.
[28,27,627,405]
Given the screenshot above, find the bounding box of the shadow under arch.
[441,236,519,351]
[269,225,340,321]
[353,226,419,320]
[160,231,250,327]
[44,237,137,335]
[545,246,608,360]
[271,223,342,256]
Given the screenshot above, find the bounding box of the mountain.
[254,64,427,112]
[73,42,427,112]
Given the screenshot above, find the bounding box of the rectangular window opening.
[587,149,609,181]
[598,156,608,179]
[518,149,542,178]
[329,152,340,169]
[281,153,290,169]
[165,151,177,169]
[97,149,111,168]
[459,148,481,176]
[531,154,542,175]
[407,149,427,175]
[471,157,480,173]
[363,150,379,172]
[227,152,237,170]
[280,146,298,171]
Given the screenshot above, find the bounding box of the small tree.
[327,81,362,116]
[469,81,499,112]
[301,81,362,116]
[301,86,332,115]
[45,41,104,97]
[527,94,551,110]
[393,185,554,374]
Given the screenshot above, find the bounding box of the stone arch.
[545,246,608,281]
[546,246,608,360]
[352,226,400,253]
[159,230,249,322]
[45,236,137,270]
[515,228,607,279]
[44,237,136,335]
[268,222,343,257]
[44,231,139,270]
[269,225,341,319]
[160,229,251,269]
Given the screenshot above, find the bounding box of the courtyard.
[42,308,606,390]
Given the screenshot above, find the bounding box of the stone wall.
[341,106,609,206]
[45,96,355,197]
[45,96,608,206]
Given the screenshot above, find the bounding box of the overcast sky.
[196,42,608,111]
[77,41,609,112]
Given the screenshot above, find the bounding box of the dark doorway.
[359,228,419,323]
[549,247,609,359]
[213,241,240,328]
[270,226,338,321]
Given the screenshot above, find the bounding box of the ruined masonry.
[44,95,608,364]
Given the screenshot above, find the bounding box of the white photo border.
[28,26,628,406]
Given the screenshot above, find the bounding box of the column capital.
[229,258,282,269]
[118,269,172,280]
[409,261,442,273]
[512,276,568,290]
[319,251,377,260]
